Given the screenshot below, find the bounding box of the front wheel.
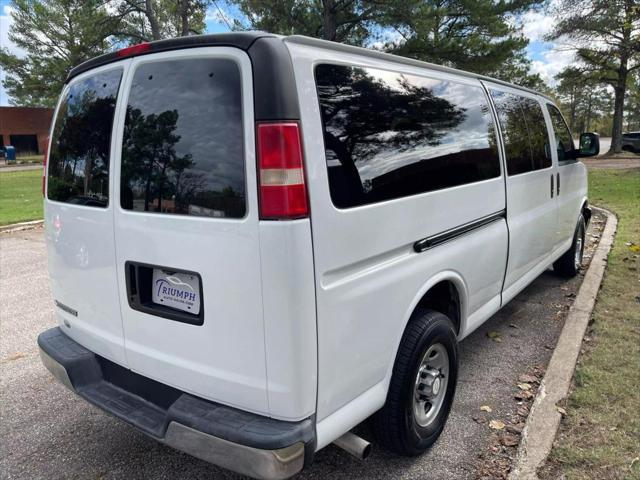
[373,309,458,456]
[554,215,586,277]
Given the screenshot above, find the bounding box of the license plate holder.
[152,269,201,315]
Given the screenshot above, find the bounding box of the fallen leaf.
[500,433,520,447]
[487,331,501,340]
[517,383,532,391]
[516,406,529,416]
[480,405,492,413]
[514,391,534,401]
[556,406,567,416]
[518,374,537,384]
[506,423,524,434]
[489,419,505,430]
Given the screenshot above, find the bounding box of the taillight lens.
[257,123,309,219]
[42,140,48,196]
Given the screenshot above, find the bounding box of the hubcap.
[413,343,449,427]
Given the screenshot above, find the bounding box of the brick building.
[0,107,54,156]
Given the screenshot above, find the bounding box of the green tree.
[547,0,640,153]
[230,0,394,44]
[230,0,545,85]
[387,0,542,80]
[625,71,640,131]
[0,0,118,107]
[115,0,208,42]
[555,66,611,133]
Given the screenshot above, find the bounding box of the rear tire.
[554,215,586,277]
[373,309,458,456]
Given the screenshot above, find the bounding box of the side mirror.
[578,132,600,157]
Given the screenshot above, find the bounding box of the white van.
[38,32,599,479]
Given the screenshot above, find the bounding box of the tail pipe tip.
[332,431,372,460]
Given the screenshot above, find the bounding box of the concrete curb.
[509,206,617,480]
[0,220,44,233]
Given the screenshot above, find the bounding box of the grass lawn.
[545,168,640,479]
[0,169,43,226]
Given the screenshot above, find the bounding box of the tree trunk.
[180,0,189,37]
[145,0,162,40]
[609,72,627,154]
[585,93,593,132]
[322,0,338,41]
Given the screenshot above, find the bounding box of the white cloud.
[521,9,555,42]
[529,47,575,85]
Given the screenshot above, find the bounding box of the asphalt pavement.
[0,221,603,480]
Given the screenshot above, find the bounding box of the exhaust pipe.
[333,432,372,460]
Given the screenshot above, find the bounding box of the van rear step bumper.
[37,327,315,479]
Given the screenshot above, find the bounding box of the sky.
[0,0,575,106]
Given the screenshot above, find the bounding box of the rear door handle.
[557,172,560,196]
[550,174,554,198]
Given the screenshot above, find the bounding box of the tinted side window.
[547,105,575,161]
[521,98,551,169]
[121,58,245,219]
[490,91,532,175]
[48,69,122,206]
[314,64,500,209]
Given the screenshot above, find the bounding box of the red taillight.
[257,123,309,219]
[116,42,151,58]
[42,140,48,196]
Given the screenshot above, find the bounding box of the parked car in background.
[621,132,640,153]
[37,32,600,479]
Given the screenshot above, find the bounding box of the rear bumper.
[38,327,315,479]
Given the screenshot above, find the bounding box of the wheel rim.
[413,343,449,428]
[574,225,584,270]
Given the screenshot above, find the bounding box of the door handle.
[557,172,560,196]
[550,174,554,198]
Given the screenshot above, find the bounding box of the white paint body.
[44,38,588,451]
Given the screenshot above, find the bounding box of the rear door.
[45,63,128,366]
[111,48,269,415]
[488,87,559,302]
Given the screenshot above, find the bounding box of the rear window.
[120,58,245,219]
[47,69,122,206]
[315,64,500,209]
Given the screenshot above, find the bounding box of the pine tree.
[0,0,118,107]
[547,0,640,153]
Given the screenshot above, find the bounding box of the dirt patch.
[583,155,640,170]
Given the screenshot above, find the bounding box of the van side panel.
[259,220,318,421]
[287,41,508,423]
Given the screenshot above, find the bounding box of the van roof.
[67,32,552,102]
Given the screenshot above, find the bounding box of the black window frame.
[314,62,503,210]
